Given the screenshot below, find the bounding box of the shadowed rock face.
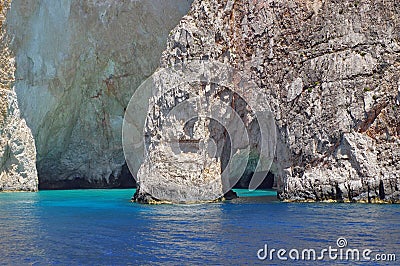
[135,0,400,203]
[4,0,193,189]
[0,0,38,191]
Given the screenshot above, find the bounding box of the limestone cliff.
[135,0,400,203]
[1,0,399,202]
[0,0,38,191]
[5,0,192,189]
[127,60,276,203]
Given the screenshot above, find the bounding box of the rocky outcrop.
[5,0,192,189]
[0,0,38,191]
[135,0,400,203]
[1,0,398,202]
[127,60,272,203]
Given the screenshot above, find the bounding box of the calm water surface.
[0,189,398,265]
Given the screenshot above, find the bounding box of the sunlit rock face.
[0,0,38,191]
[134,83,227,203]
[127,59,277,204]
[0,91,38,191]
[127,66,243,203]
[136,0,400,203]
[135,132,225,203]
[5,0,192,189]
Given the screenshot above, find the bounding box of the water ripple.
[0,190,398,265]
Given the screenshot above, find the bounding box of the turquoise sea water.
[0,189,399,265]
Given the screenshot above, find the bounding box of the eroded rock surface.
[128,60,275,203]
[138,0,400,203]
[0,0,38,191]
